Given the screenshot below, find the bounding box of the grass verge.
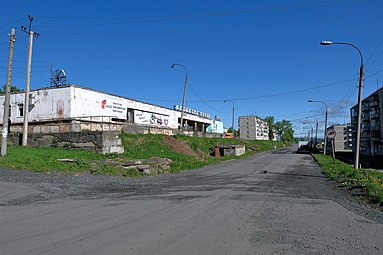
[313,153,383,205]
[0,134,285,177]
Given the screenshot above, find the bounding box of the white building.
[0,84,214,133]
[239,116,269,140]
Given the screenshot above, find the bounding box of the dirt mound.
[163,136,198,157]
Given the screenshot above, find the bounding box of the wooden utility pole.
[21,15,39,146]
[1,28,16,156]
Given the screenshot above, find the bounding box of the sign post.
[326,129,337,163]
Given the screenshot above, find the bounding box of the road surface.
[1,147,382,254]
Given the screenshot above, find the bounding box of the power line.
[131,77,357,103]
[35,0,363,26]
[0,17,25,29]
[188,85,230,114]
[365,36,383,66]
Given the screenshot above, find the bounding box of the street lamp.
[306,116,318,146]
[320,40,364,169]
[224,100,235,138]
[303,122,314,148]
[171,64,188,131]
[308,100,328,155]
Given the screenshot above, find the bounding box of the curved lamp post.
[320,40,364,169]
[308,100,328,154]
[224,100,235,138]
[171,64,188,131]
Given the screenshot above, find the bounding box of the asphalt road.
[1,147,382,255]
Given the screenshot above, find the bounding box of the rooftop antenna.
[50,61,53,86]
[51,69,67,86]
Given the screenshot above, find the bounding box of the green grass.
[0,133,285,177]
[0,146,108,173]
[313,154,383,205]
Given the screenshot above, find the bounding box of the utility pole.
[354,64,364,169]
[1,28,16,157]
[21,15,39,146]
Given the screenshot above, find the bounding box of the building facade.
[350,87,383,156]
[0,84,220,134]
[239,116,269,140]
[326,124,353,153]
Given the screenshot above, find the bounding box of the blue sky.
[1,0,382,137]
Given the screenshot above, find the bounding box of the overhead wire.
[132,77,356,103]
[188,84,230,114]
[35,0,363,26]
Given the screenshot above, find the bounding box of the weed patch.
[313,154,383,205]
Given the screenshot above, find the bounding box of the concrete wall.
[122,123,223,138]
[8,131,123,154]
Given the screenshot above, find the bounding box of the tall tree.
[265,116,275,141]
[274,119,294,144]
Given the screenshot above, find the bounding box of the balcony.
[362,115,370,122]
[371,113,380,119]
[362,104,370,111]
[370,100,379,108]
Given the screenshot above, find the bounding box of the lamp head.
[224,100,227,103]
[171,64,175,68]
[308,100,313,102]
[320,41,333,45]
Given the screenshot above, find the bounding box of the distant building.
[206,116,224,134]
[350,86,383,156]
[239,115,269,140]
[326,124,353,153]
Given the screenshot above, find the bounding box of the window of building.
[17,104,24,117]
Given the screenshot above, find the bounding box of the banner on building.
[100,96,127,119]
[134,110,169,127]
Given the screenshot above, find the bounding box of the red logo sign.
[101,100,107,109]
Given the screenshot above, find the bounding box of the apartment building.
[239,116,269,140]
[326,124,353,153]
[350,87,383,156]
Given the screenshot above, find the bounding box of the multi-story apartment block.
[239,116,269,140]
[350,87,383,156]
[326,124,353,153]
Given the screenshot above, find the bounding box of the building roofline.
[351,85,383,109]
[9,84,179,113]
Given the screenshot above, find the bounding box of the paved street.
[1,148,382,255]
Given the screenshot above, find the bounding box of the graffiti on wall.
[134,110,169,127]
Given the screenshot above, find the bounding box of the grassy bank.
[313,154,383,205]
[0,134,284,177]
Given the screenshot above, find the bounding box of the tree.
[0,84,23,94]
[265,116,275,141]
[274,119,294,144]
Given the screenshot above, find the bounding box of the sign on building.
[134,110,169,127]
[100,96,127,119]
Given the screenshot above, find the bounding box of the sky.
[1,0,382,138]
